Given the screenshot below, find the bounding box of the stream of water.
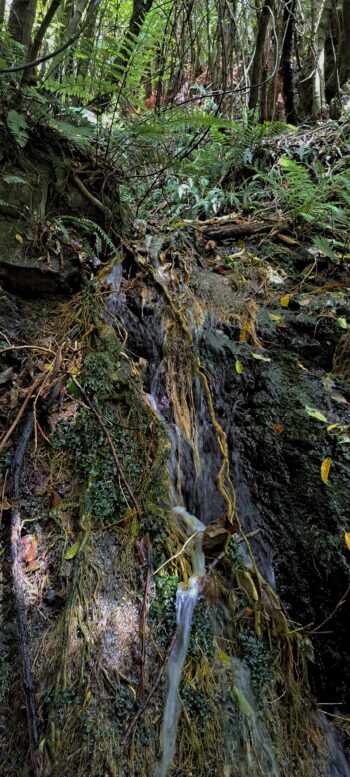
[155,508,206,777]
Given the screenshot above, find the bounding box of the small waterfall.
[156,508,206,777]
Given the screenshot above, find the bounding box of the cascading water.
[155,508,206,777]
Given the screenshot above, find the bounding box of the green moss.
[237,633,275,709]
[150,575,179,647]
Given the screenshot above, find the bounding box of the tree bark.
[338,0,350,89]
[311,0,331,117]
[248,0,275,112]
[280,0,297,122]
[8,0,32,41]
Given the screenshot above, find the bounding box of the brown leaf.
[25,538,38,563]
[271,423,285,434]
[205,240,217,252]
[51,490,62,509]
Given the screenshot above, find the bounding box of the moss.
[237,633,275,709]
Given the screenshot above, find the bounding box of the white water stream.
[155,507,206,777]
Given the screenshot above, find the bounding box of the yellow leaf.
[297,362,308,371]
[252,352,271,362]
[345,532,350,550]
[321,457,331,485]
[280,294,290,308]
[327,423,341,431]
[1,497,11,510]
[64,541,80,560]
[235,360,244,374]
[269,313,282,321]
[15,233,24,244]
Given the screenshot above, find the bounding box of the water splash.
[156,509,206,777]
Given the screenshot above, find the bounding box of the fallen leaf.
[205,240,217,252]
[344,532,350,550]
[280,294,290,308]
[51,490,61,509]
[305,405,329,423]
[239,321,249,343]
[327,423,341,431]
[65,541,80,560]
[245,607,254,617]
[297,362,308,371]
[277,233,299,245]
[269,313,282,321]
[15,233,24,244]
[271,423,285,434]
[235,360,244,374]
[252,352,271,362]
[25,538,38,563]
[321,457,331,485]
[1,496,11,510]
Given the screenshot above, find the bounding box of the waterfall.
[155,509,206,777]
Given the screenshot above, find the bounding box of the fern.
[2,174,28,185]
[56,216,118,255]
[312,235,339,262]
[6,110,29,148]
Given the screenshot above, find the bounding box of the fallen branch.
[186,217,289,241]
[71,377,142,516]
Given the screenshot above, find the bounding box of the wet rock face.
[198,310,350,712]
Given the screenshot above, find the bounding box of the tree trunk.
[338,0,350,89]
[48,0,90,77]
[280,0,297,122]
[8,0,32,41]
[312,0,331,117]
[248,0,275,112]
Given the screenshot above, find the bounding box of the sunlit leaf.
[269,313,282,321]
[305,405,329,423]
[321,457,331,485]
[15,233,24,244]
[337,317,348,330]
[235,360,244,374]
[280,294,290,308]
[344,532,350,551]
[65,541,80,560]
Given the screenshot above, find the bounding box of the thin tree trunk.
[248,0,275,112]
[312,0,331,117]
[48,0,90,77]
[8,0,32,41]
[338,0,350,89]
[280,0,297,121]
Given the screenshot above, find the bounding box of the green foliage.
[53,351,142,523]
[226,536,246,571]
[56,217,118,256]
[6,110,29,148]
[188,597,214,659]
[181,685,210,732]
[237,634,274,709]
[1,174,28,185]
[150,575,179,646]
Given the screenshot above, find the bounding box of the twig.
[70,377,142,516]
[153,532,199,575]
[121,631,176,746]
[309,584,350,634]
[0,376,43,454]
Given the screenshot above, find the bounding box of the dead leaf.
[205,240,217,252]
[277,233,299,245]
[51,490,62,509]
[271,423,285,434]
[297,362,308,371]
[344,532,350,550]
[25,538,38,563]
[0,367,14,384]
[321,457,331,485]
[15,233,24,244]
[1,496,11,510]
